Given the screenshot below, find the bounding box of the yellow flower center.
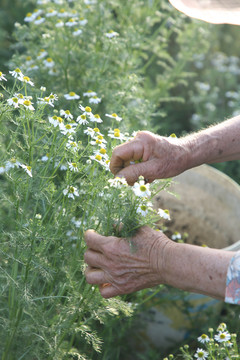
[18,94,24,99]
[69,92,76,96]
[70,142,77,147]
[14,68,21,73]
[114,128,120,133]
[65,110,71,115]
[106,159,110,164]
[93,127,100,132]
[95,155,102,161]
[69,186,75,193]
[10,158,16,163]
[220,334,226,339]
[46,57,53,62]
[23,76,30,82]
[140,185,147,192]
[49,94,55,99]
[59,8,65,13]
[94,114,100,118]
[85,106,92,112]
[81,115,86,119]
[72,163,77,168]
[114,132,120,137]
[44,97,50,102]
[23,100,31,106]
[97,135,103,140]
[57,117,63,123]
[112,113,117,117]
[96,140,102,144]
[27,166,32,171]
[100,148,106,154]
[0,72,2,76]
[26,56,32,61]
[12,97,18,103]
[26,13,32,17]
[141,205,147,211]
[65,124,72,129]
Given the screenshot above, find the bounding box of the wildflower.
[76,114,89,125]
[72,28,83,36]
[34,16,45,25]
[79,104,94,118]
[46,9,58,17]
[64,91,80,100]
[60,109,73,120]
[79,17,88,26]
[137,204,150,217]
[0,166,6,174]
[108,176,128,188]
[0,71,7,81]
[49,115,64,127]
[38,96,54,107]
[43,57,55,68]
[40,86,46,92]
[21,164,33,177]
[66,140,78,152]
[9,68,24,80]
[7,96,20,108]
[37,49,48,60]
[58,8,70,17]
[105,112,122,122]
[157,208,171,221]
[214,332,231,343]
[68,162,78,172]
[5,158,22,171]
[171,231,181,240]
[84,127,104,138]
[89,96,101,104]
[133,177,151,198]
[55,20,64,27]
[41,154,49,162]
[90,113,103,123]
[108,128,125,140]
[21,76,34,86]
[217,323,227,332]
[83,90,97,97]
[105,30,119,38]
[24,12,35,22]
[60,123,77,135]
[198,334,210,344]
[22,99,35,111]
[65,18,78,27]
[194,348,208,360]
[63,185,79,199]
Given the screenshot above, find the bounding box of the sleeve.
[225,251,240,305]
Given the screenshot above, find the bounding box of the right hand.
[110,131,190,185]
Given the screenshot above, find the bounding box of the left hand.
[84,226,171,298]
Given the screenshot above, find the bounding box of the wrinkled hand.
[84,226,171,298]
[110,131,190,185]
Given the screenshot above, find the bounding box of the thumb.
[116,161,154,185]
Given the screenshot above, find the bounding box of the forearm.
[182,116,240,169]
[162,241,234,300]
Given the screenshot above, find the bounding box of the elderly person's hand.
[84,226,233,300]
[110,131,190,185]
[84,226,170,298]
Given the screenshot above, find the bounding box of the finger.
[99,284,123,299]
[110,139,144,175]
[84,249,106,268]
[85,267,106,285]
[116,161,155,186]
[84,229,110,252]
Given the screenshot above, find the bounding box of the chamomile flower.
[7,96,20,108]
[68,162,79,172]
[43,57,55,68]
[63,185,79,199]
[217,323,227,332]
[89,96,101,104]
[0,71,7,81]
[5,158,22,171]
[66,140,78,152]
[198,334,210,344]
[46,9,58,17]
[0,166,6,174]
[214,332,231,343]
[37,49,48,60]
[105,112,122,122]
[133,178,151,198]
[49,115,64,127]
[79,17,88,26]
[84,127,103,138]
[194,348,208,360]
[105,30,119,38]
[58,8,70,17]
[171,231,181,240]
[72,28,83,36]
[108,128,125,140]
[22,99,35,111]
[21,164,33,177]
[24,12,35,22]
[55,20,64,27]
[65,18,78,27]
[108,176,128,188]
[83,90,97,97]
[60,123,77,135]
[64,91,80,100]
[38,97,54,107]
[137,204,149,217]
[9,68,24,80]
[157,208,171,221]
[34,16,45,25]
[79,104,93,117]
[76,114,89,125]
[90,154,106,167]
[60,109,73,120]
[90,113,103,123]
[21,76,34,86]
